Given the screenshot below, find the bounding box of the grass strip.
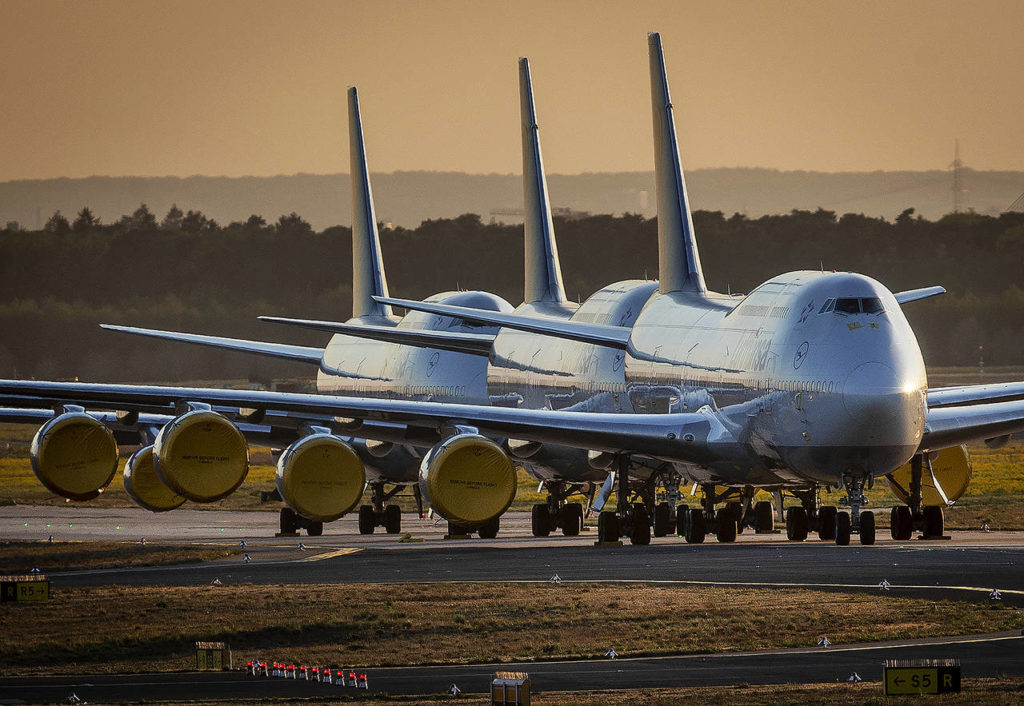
[2,583,1021,676]
[0,540,238,573]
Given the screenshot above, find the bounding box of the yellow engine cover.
[154,410,249,503]
[124,445,186,512]
[31,412,118,501]
[276,434,365,522]
[887,445,972,506]
[419,433,516,526]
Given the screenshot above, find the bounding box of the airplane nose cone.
[842,362,924,452]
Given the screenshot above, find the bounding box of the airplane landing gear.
[891,455,947,540]
[532,481,586,537]
[279,507,324,536]
[356,482,407,535]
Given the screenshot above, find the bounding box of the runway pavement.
[3,506,1022,606]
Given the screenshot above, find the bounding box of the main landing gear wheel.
[754,500,774,534]
[630,504,651,545]
[923,505,944,538]
[818,505,837,541]
[560,503,583,537]
[859,511,875,545]
[716,507,738,543]
[280,507,298,534]
[597,511,619,543]
[357,505,375,535]
[478,516,500,539]
[835,511,851,545]
[653,502,672,537]
[531,503,552,537]
[685,508,706,543]
[890,505,913,541]
[384,504,402,534]
[676,505,689,537]
[786,507,808,541]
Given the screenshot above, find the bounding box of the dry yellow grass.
[0,540,238,573]
[2,583,1021,676]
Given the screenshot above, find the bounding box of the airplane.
[4,33,1024,548]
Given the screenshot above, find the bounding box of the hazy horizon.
[3,0,1023,182]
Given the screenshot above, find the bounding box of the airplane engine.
[886,444,972,505]
[123,445,186,512]
[419,433,517,527]
[276,434,366,522]
[31,412,118,501]
[153,410,249,503]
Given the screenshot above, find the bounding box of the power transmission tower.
[951,139,967,213]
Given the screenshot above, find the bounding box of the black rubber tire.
[597,510,619,542]
[307,521,324,536]
[786,507,808,541]
[478,516,500,539]
[754,500,774,533]
[531,503,552,537]
[357,505,375,535]
[818,505,837,541]
[653,502,671,537]
[923,505,944,537]
[630,504,651,546]
[835,511,851,545]
[686,508,707,543]
[890,505,913,540]
[726,501,744,534]
[384,504,402,534]
[280,507,297,534]
[676,505,690,537]
[859,511,876,545]
[561,503,583,537]
[716,507,738,543]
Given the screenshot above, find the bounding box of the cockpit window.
[834,298,860,314]
[818,298,834,314]
[861,297,884,314]
[831,297,885,315]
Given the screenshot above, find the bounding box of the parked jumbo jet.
[5,34,1024,547]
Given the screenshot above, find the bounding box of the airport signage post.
[195,641,231,671]
[883,658,960,695]
[0,575,50,602]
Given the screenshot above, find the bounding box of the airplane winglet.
[348,87,393,320]
[519,58,568,305]
[894,285,945,305]
[648,32,706,296]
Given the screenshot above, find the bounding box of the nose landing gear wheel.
[859,511,875,545]
[357,505,375,535]
[384,504,402,534]
[835,511,851,545]
[560,503,583,537]
[890,505,913,540]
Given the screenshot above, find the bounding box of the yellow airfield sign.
[884,659,960,695]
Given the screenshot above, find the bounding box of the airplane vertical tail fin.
[348,86,393,320]
[519,58,568,305]
[648,32,707,296]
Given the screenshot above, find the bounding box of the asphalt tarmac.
[2,506,1022,701]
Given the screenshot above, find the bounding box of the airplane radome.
[3,34,1023,550]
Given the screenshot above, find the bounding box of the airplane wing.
[375,296,631,348]
[99,324,387,380]
[894,286,945,304]
[0,379,724,463]
[258,316,494,356]
[921,397,1024,451]
[927,381,1024,408]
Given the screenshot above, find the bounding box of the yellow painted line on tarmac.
[296,548,362,562]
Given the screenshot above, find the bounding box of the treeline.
[1,205,1022,381]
